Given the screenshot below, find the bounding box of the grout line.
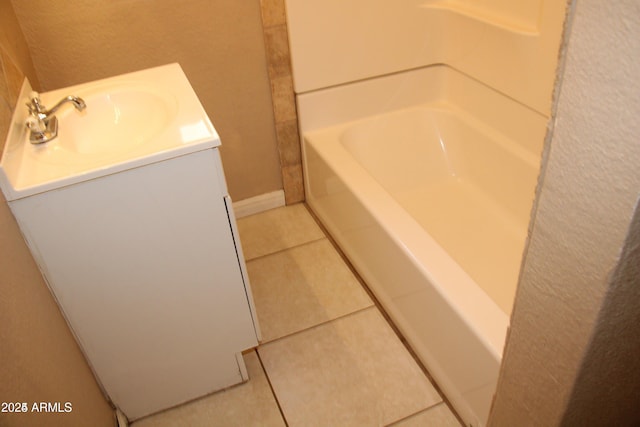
[384,402,462,427]
[244,235,328,263]
[302,203,467,426]
[255,349,290,427]
[259,305,375,346]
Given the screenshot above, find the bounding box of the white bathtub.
[299,65,547,426]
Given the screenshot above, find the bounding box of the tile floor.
[133,204,462,426]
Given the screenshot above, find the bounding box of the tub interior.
[339,104,539,313]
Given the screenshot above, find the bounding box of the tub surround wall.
[259,0,304,204]
[285,0,566,116]
[297,67,548,161]
[9,0,283,202]
[0,2,114,426]
[489,0,640,424]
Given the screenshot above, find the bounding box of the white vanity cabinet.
[0,64,261,421]
[9,148,260,420]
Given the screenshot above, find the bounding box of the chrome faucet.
[26,92,86,144]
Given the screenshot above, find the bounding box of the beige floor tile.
[388,403,462,427]
[237,204,325,260]
[248,238,373,342]
[131,351,285,427]
[258,308,442,426]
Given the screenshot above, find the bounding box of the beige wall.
[10,0,283,202]
[489,0,640,424]
[0,0,37,148]
[0,2,115,426]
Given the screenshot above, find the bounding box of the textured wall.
[0,2,115,425]
[561,200,640,425]
[489,0,640,424]
[10,0,283,202]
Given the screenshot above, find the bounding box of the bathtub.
[299,65,547,426]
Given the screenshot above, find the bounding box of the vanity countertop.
[0,63,219,201]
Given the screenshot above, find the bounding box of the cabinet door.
[10,149,258,420]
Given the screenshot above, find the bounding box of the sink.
[0,64,220,200]
[54,83,177,156]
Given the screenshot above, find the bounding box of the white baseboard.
[233,190,286,218]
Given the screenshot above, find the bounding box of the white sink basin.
[56,84,177,156]
[0,64,220,201]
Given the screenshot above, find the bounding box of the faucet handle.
[26,91,45,114]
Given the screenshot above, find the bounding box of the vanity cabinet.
[8,148,260,420]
